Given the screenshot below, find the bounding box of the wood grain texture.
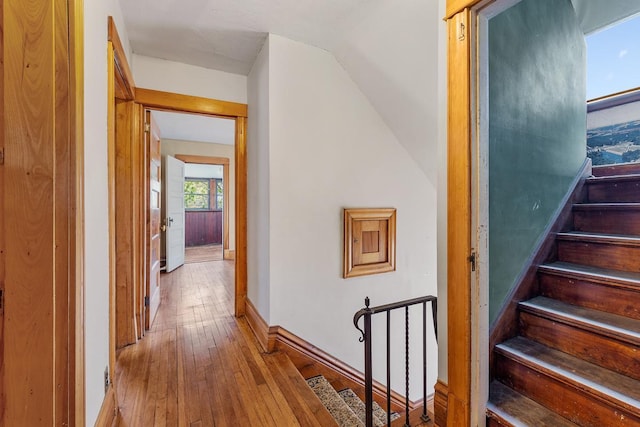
[135,88,247,118]
[445,9,472,426]
[146,110,161,330]
[3,0,78,423]
[592,163,640,177]
[587,175,640,203]
[115,100,139,348]
[115,260,335,426]
[433,380,448,427]
[573,203,640,235]
[538,264,640,320]
[108,16,135,100]
[446,0,483,19]
[0,0,5,420]
[95,385,118,427]
[495,338,640,426]
[235,117,248,317]
[185,211,223,246]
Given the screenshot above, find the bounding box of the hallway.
[114,260,335,426]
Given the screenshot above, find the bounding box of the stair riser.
[573,210,640,235]
[539,273,640,320]
[588,181,640,203]
[556,241,640,272]
[519,311,640,381]
[495,353,640,426]
[593,164,640,177]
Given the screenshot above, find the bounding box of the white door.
[165,155,185,272]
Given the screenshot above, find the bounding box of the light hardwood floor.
[184,244,223,264]
[115,260,336,427]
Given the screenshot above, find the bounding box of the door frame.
[174,154,233,260]
[135,89,248,319]
[442,1,523,425]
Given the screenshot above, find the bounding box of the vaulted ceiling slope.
[120,0,444,184]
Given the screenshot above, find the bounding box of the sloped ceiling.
[571,0,640,34]
[120,0,374,75]
[121,0,443,184]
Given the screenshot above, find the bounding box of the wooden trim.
[3,1,80,422]
[434,380,449,427]
[135,88,248,118]
[343,208,396,278]
[274,326,423,413]
[70,0,86,423]
[107,17,134,100]
[224,249,236,260]
[106,40,118,406]
[174,154,229,165]
[489,159,592,376]
[446,8,472,426]
[244,299,278,353]
[235,117,248,316]
[174,155,232,257]
[446,0,483,19]
[244,299,433,416]
[94,385,118,427]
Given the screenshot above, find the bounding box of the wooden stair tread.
[587,174,640,184]
[556,231,640,246]
[487,381,578,426]
[496,337,640,409]
[539,262,640,288]
[519,296,640,345]
[573,203,640,211]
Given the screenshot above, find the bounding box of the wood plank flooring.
[184,244,223,264]
[115,260,335,427]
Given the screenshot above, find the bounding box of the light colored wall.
[84,2,130,425]
[262,34,438,396]
[334,0,441,186]
[247,39,272,321]
[132,54,247,103]
[436,0,449,382]
[161,139,236,250]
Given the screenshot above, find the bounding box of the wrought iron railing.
[353,295,437,427]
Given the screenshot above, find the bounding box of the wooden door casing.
[146,111,162,329]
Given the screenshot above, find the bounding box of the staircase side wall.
[488,0,587,325]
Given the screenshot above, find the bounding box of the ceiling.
[119,0,373,75]
[152,110,235,145]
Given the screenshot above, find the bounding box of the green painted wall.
[489,0,586,325]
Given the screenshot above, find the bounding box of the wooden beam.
[174,154,229,165]
[135,88,248,118]
[446,8,472,427]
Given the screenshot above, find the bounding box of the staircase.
[306,375,400,426]
[487,164,640,426]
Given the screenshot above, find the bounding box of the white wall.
[258,34,438,397]
[133,54,247,103]
[436,0,449,383]
[587,100,640,129]
[334,0,441,186]
[161,139,236,250]
[247,38,272,321]
[84,2,130,425]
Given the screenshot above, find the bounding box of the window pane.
[216,195,223,210]
[185,194,209,210]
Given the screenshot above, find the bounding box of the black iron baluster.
[386,311,391,427]
[364,297,373,427]
[421,302,430,422]
[354,295,437,427]
[404,306,410,427]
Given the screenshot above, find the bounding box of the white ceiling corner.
[151,111,236,145]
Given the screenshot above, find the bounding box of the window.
[184,178,223,210]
